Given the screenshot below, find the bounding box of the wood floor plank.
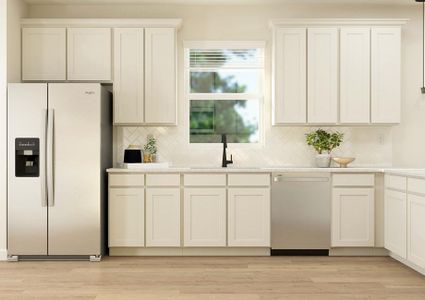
[0,257,424,299]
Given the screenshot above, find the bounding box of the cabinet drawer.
[385,175,406,191]
[228,174,270,187]
[146,174,180,186]
[332,174,375,187]
[109,174,144,187]
[408,178,425,195]
[184,174,226,186]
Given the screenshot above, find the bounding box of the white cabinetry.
[384,175,425,274]
[332,188,375,247]
[385,189,407,259]
[272,27,307,124]
[332,174,375,247]
[184,188,226,246]
[146,188,180,247]
[145,28,177,124]
[307,27,339,124]
[113,27,177,125]
[340,27,371,124]
[67,28,112,81]
[109,188,145,247]
[407,194,425,269]
[371,27,401,124]
[22,28,66,81]
[270,19,405,126]
[228,188,270,247]
[108,172,271,255]
[113,28,144,124]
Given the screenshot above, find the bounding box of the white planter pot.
[316,153,331,168]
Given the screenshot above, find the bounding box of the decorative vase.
[151,154,157,163]
[143,153,152,163]
[316,153,331,168]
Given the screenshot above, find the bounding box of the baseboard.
[0,249,7,261]
[329,247,389,256]
[109,247,271,257]
[390,252,425,276]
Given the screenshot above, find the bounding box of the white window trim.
[184,41,266,148]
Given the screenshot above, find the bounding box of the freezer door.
[47,83,101,255]
[8,83,48,255]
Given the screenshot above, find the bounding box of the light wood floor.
[0,256,425,300]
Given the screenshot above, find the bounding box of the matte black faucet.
[221,134,233,168]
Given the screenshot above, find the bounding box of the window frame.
[184,41,266,147]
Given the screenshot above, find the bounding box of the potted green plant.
[143,135,158,163]
[305,129,344,168]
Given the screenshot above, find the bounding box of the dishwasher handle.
[273,175,329,183]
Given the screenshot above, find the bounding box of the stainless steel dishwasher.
[271,172,331,255]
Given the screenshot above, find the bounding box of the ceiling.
[23,0,418,5]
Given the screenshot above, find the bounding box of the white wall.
[1,0,27,261]
[27,3,425,168]
[8,0,27,82]
[0,0,7,260]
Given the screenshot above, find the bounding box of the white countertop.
[384,169,425,179]
[107,166,425,178]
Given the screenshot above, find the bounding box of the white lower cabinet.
[332,188,375,247]
[109,188,145,247]
[146,188,180,247]
[228,188,270,247]
[407,194,425,269]
[184,188,226,247]
[384,189,407,259]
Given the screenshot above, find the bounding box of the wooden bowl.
[332,157,355,168]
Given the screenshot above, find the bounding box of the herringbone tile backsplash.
[114,124,393,168]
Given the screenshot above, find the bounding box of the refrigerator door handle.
[41,109,48,207]
[47,109,55,207]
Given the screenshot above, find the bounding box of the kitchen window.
[185,42,265,144]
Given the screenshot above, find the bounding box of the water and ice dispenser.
[15,138,40,177]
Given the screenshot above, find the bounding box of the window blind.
[189,48,264,69]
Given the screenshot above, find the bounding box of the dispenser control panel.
[15,138,40,177]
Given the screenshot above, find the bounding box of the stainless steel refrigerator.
[7,83,112,261]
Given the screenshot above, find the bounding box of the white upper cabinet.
[371,27,401,124]
[145,28,177,124]
[113,28,145,124]
[340,27,371,124]
[271,19,405,126]
[273,27,307,124]
[22,28,67,81]
[67,28,112,81]
[307,28,339,124]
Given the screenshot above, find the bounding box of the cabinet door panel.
[67,28,112,80]
[408,194,425,269]
[113,28,144,124]
[340,27,371,124]
[307,27,338,124]
[146,188,180,247]
[22,28,66,81]
[109,188,144,247]
[228,188,270,247]
[332,188,375,247]
[371,27,401,124]
[385,189,407,258]
[145,28,176,124]
[273,27,307,124]
[184,188,226,247]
